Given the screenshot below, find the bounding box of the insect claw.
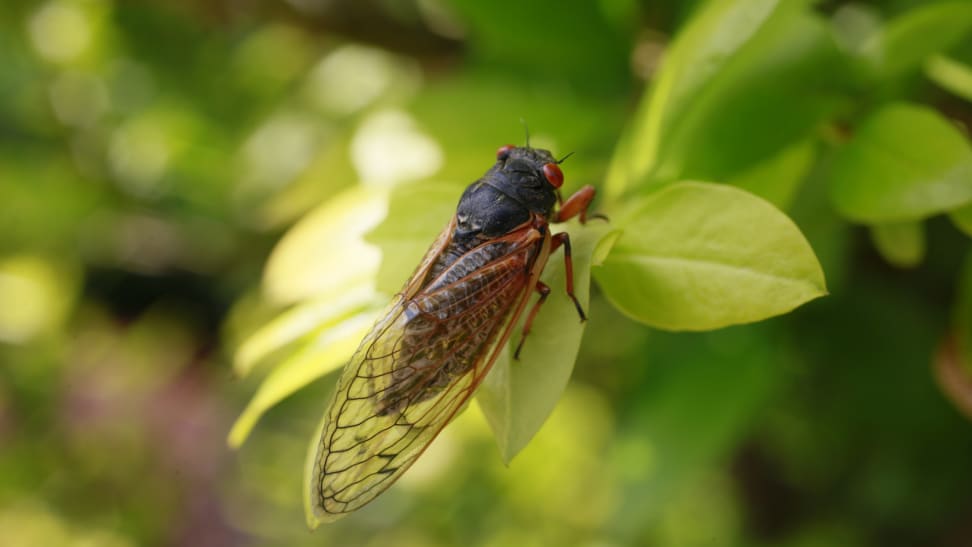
[513,337,525,360]
[573,299,587,322]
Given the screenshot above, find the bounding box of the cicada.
[308,143,598,522]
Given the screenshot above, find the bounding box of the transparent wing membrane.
[309,224,546,521]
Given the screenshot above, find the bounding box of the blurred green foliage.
[2,0,972,545]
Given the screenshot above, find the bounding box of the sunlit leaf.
[234,283,379,377]
[926,55,972,103]
[227,310,379,447]
[951,202,972,237]
[263,186,387,305]
[862,2,972,79]
[610,0,784,196]
[610,0,846,200]
[869,221,925,268]
[829,103,972,222]
[650,6,844,184]
[477,221,613,463]
[603,127,636,200]
[593,228,623,266]
[366,181,460,293]
[595,182,826,330]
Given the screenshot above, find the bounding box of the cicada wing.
[308,227,547,522]
[401,215,456,300]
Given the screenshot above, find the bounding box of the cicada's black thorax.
[424,146,560,283]
[455,146,558,239]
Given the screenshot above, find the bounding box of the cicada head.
[455,145,565,239]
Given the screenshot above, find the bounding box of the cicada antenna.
[556,151,574,164]
[520,118,530,148]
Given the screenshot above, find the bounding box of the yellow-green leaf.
[829,103,972,222]
[234,283,378,377]
[477,222,613,463]
[595,182,826,330]
[227,310,378,448]
[263,186,387,305]
[870,221,925,268]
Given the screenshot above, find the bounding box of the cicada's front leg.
[514,280,551,359]
[555,184,600,224]
[551,184,604,321]
[514,186,604,359]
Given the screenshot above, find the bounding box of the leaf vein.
[606,252,821,288]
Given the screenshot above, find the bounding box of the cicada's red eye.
[496,144,516,161]
[542,162,564,188]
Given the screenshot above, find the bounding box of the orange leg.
[514,281,550,359]
[550,232,586,321]
[513,232,587,359]
[514,186,603,359]
[555,185,603,224]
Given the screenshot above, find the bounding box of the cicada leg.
[513,232,586,360]
[514,280,551,359]
[550,231,586,321]
[551,183,604,319]
[513,185,604,360]
[555,184,607,224]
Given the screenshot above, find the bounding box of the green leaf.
[476,221,613,463]
[726,138,816,210]
[263,186,387,305]
[227,309,378,448]
[609,0,845,197]
[862,2,972,79]
[652,7,844,184]
[446,0,632,92]
[926,55,972,103]
[595,182,826,330]
[233,283,378,377]
[869,221,925,268]
[593,228,623,266]
[618,0,783,193]
[951,202,972,237]
[829,102,972,222]
[366,181,461,294]
[604,126,638,200]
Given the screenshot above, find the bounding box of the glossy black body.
[424,145,558,304]
[455,146,558,240]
